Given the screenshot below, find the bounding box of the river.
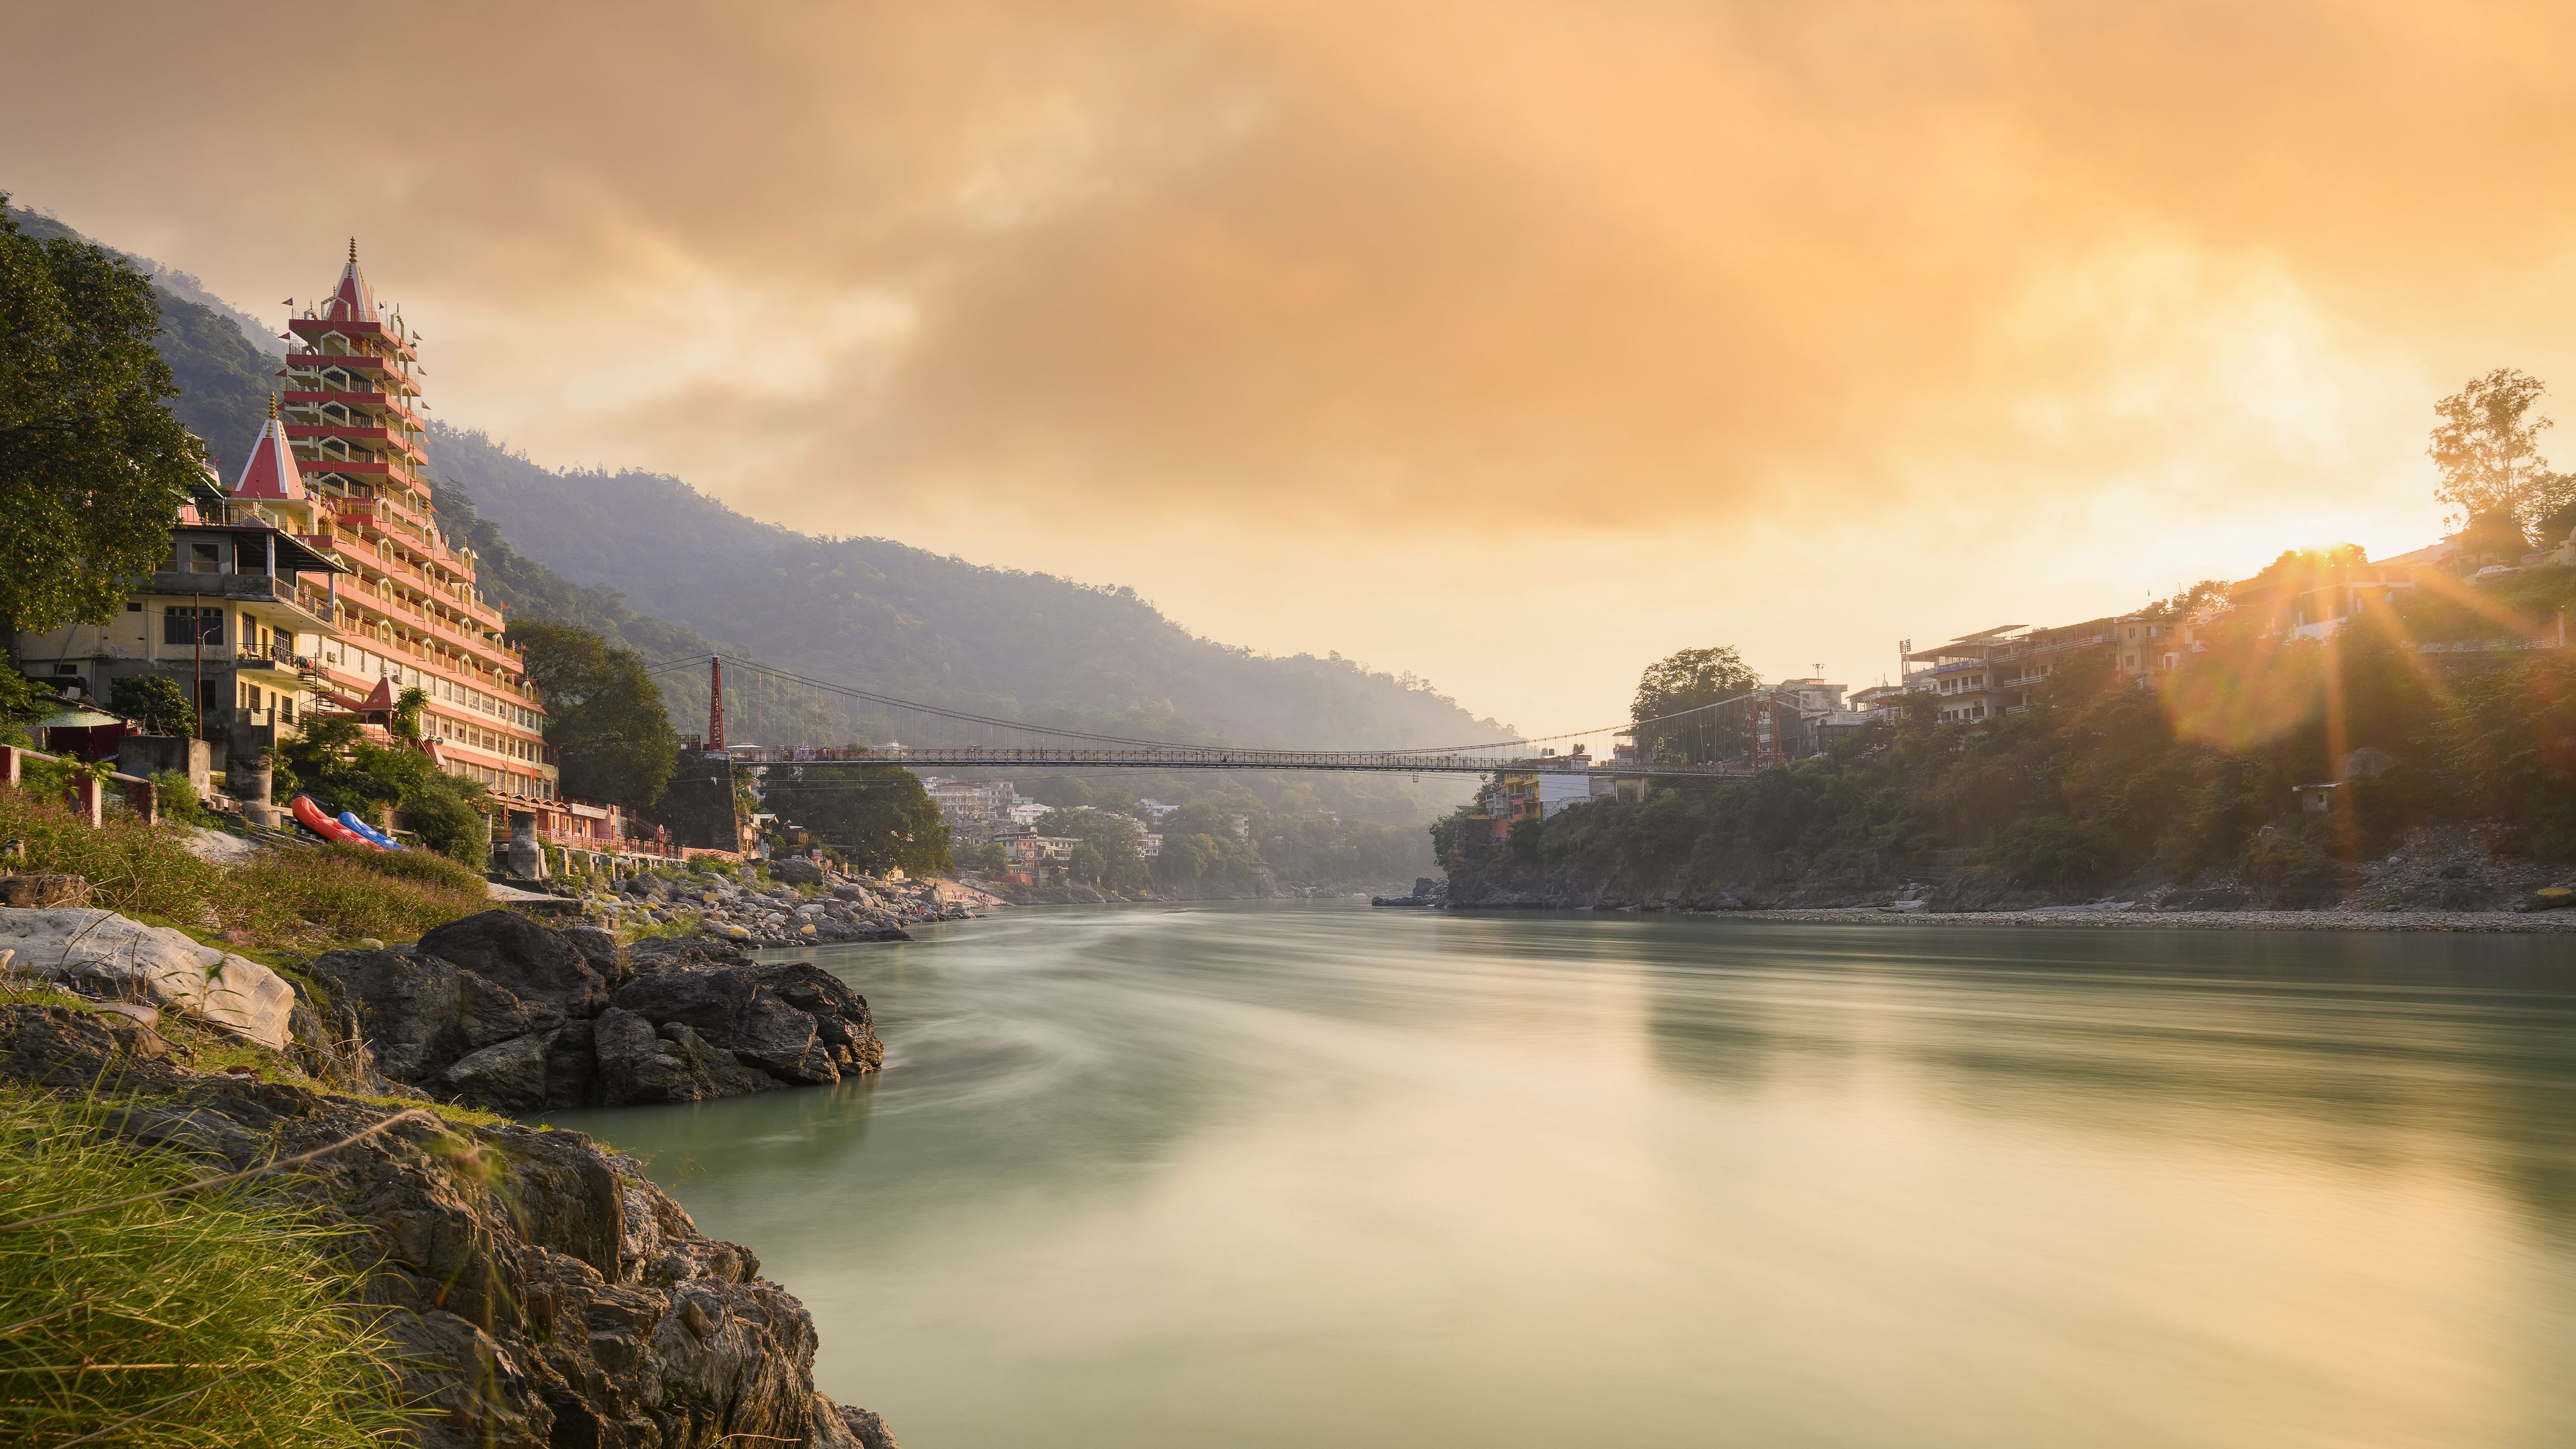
[545,903,2576,1448]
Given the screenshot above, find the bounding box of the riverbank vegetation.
[1449,604,2576,904]
[0,782,490,950]
[0,1085,413,1447]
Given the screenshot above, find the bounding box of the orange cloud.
[10,1,2576,728]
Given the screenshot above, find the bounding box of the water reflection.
[550,905,2576,1448]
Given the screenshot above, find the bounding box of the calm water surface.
[546,904,2576,1448]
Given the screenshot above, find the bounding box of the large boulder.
[440,1031,549,1112]
[593,1006,718,1106]
[417,910,610,1014]
[0,906,294,1049]
[773,857,828,887]
[305,948,551,1083]
[611,958,881,1086]
[561,924,624,980]
[308,914,884,1112]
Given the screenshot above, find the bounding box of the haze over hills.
[427,425,1505,749]
[10,199,1507,773]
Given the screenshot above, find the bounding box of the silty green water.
[545,903,2576,1448]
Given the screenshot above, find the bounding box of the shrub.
[0,1086,415,1446]
[394,785,492,867]
[109,674,196,737]
[1982,814,2118,894]
[2239,829,2353,905]
[152,769,215,827]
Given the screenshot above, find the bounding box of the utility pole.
[708,656,726,753]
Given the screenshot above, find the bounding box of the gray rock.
[610,959,880,1085]
[773,857,826,886]
[0,906,294,1049]
[592,1006,708,1106]
[441,1032,549,1112]
[541,1020,596,1111]
[305,949,547,1084]
[416,910,609,1014]
[812,1395,904,1449]
[0,873,91,908]
[2520,885,2576,912]
[659,1020,781,1096]
[561,924,623,979]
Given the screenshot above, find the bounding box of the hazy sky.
[13,1,2576,733]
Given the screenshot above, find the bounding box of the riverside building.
[280,242,559,806]
[11,409,347,794]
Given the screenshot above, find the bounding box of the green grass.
[0,784,492,951]
[0,1085,418,1447]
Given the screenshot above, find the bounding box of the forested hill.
[427,425,1504,748]
[9,199,1505,752]
[7,203,280,484]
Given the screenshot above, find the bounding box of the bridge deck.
[720,746,1756,778]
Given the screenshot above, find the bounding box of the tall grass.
[0,1086,417,1446]
[0,784,491,949]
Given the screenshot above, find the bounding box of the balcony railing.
[235,641,313,672]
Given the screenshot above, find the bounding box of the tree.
[1036,806,1149,890]
[2428,368,2576,537]
[761,764,951,875]
[0,200,203,637]
[276,715,492,865]
[109,675,194,737]
[389,686,427,743]
[1630,645,1762,764]
[510,619,679,808]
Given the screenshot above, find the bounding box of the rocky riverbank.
[0,1002,898,1448]
[307,912,885,1113]
[581,859,987,947]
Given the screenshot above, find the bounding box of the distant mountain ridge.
[10,199,1505,760]
[429,425,1504,749]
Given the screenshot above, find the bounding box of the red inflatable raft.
[290,794,378,849]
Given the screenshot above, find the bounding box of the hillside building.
[1901,617,2120,722]
[920,777,1016,842]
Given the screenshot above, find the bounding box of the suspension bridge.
[635,655,1777,780]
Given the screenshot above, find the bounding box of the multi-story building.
[13,413,347,795]
[1767,678,1874,755]
[1902,617,2122,722]
[279,243,559,807]
[920,777,1016,843]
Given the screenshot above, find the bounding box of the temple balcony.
[282,388,425,432]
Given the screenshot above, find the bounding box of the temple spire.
[231,396,306,501]
[323,239,378,323]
